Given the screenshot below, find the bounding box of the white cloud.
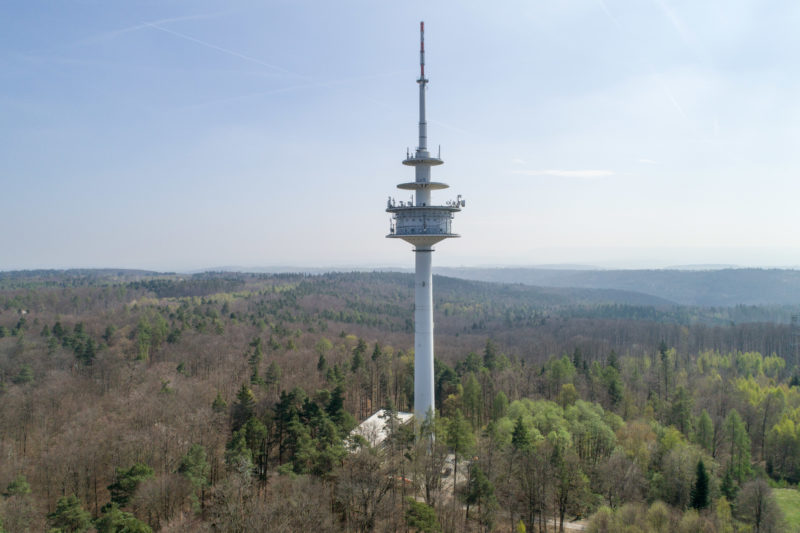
[512,169,615,179]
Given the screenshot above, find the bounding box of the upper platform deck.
[396,181,449,191]
[403,156,444,167]
[386,204,461,213]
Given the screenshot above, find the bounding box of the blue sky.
[2,1,800,271]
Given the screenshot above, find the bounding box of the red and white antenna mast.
[417,21,428,152]
[420,21,425,80]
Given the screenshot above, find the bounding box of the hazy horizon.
[4,255,800,274]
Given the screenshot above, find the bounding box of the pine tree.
[4,475,31,496]
[405,498,441,532]
[690,459,710,510]
[107,463,154,508]
[212,392,227,413]
[483,339,498,370]
[231,384,256,432]
[512,416,530,451]
[95,503,152,533]
[48,494,92,533]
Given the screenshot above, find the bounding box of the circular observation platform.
[403,156,444,166]
[386,204,461,214]
[396,181,449,190]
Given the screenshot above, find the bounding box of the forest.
[1,269,799,532]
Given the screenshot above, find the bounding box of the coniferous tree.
[446,409,475,506]
[695,410,714,453]
[107,463,154,508]
[465,463,497,531]
[483,339,498,371]
[512,416,530,451]
[178,444,210,505]
[95,503,152,533]
[212,391,227,413]
[48,494,92,533]
[231,384,256,432]
[690,459,709,510]
[405,498,441,532]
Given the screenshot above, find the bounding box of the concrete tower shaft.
[385,22,465,421]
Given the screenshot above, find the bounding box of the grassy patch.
[774,488,800,532]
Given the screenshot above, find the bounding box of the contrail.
[173,70,409,112]
[143,22,300,78]
[652,71,688,119]
[595,0,689,121]
[653,0,691,48]
[72,13,230,48]
[595,0,623,29]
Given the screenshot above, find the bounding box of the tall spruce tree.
[690,459,710,510]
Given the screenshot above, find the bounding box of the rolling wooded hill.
[437,267,800,307]
[0,269,798,532]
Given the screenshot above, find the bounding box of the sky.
[2,1,800,271]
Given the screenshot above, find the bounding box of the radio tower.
[386,22,464,421]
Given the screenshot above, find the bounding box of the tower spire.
[417,21,427,152]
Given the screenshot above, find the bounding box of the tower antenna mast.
[418,21,427,152]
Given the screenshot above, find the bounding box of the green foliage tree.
[446,409,475,505]
[459,352,483,374]
[231,384,256,432]
[134,316,151,361]
[247,337,263,383]
[552,443,589,531]
[766,408,800,482]
[315,337,333,357]
[351,338,367,373]
[601,365,623,408]
[12,364,33,384]
[224,429,253,477]
[405,498,441,532]
[646,501,671,533]
[722,408,751,492]
[94,503,152,533]
[102,324,116,344]
[669,386,693,436]
[178,444,210,511]
[211,391,227,413]
[545,355,576,399]
[48,494,92,533]
[694,409,714,453]
[462,373,482,427]
[264,361,282,391]
[107,463,154,508]
[1,474,34,532]
[690,459,710,510]
[491,391,509,421]
[4,475,31,496]
[512,416,530,451]
[483,339,498,371]
[464,463,497,531]
[715,496,734,533]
